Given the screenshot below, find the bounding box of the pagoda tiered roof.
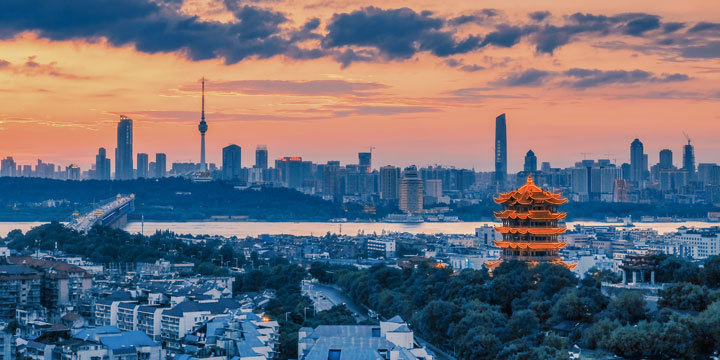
[494,240,568,250]
[484,259,577,271]
[494,226,567,235]
[494,176,566,206]
[493,209,567,220]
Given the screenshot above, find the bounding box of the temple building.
[486,176,576,270]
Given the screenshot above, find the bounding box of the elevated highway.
[67,194,135,232]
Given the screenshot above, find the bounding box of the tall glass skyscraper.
[630,138,645,183]
[524,150,537,173]
[683,139,695,178]
[95,147,111,180]
[255,145,268,169]
[222,144,242,180]
[115,116,133,180]
[659,149,673,169]
[495,113,507,184]
[155,153,167,178]
[358,152,372,173]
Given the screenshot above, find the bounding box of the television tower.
[199,78,208,172]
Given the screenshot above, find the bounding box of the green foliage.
[0,177,384,221]
[5,222,243,273]
[600,291,647,325]
[659,282,716,311]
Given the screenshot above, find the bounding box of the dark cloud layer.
[0,1,718,66]
[491,67,690,89]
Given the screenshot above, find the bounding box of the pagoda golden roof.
[493,209,567,220]
[494,226,567,235]
[494,176,567,205]
[494,240,568,250]
[483,258,577,271]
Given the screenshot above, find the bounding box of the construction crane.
[683,132,691,145]
[580,152,592,160]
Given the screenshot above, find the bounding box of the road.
[306,281,457,360]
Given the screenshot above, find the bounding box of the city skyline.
[0,1,719,170]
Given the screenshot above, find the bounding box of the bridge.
[67,194,135,232]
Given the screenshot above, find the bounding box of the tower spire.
[201,77,205,121]
[198,77,208,172]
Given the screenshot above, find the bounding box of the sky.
[0,0,719,172]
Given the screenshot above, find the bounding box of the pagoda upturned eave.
[494,240,568,250]
[494,226,567,235]
[494,209,567,220]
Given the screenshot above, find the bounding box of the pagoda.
[485,176,576,270]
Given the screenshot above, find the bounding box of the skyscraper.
[115,116,133,180]
[198,78,208,172]
[683,139,695,178]
[255,145,268,169]
[136,153,149,178]
[379,165,400,201]
[659,149,673,169]
[495,113,507,184]
[399,165,423,214]
[523,150,537,173]
[358,152,372,173]
[95,148,110,180]
[155,153,167,178]
[222,144,242,180]
[630,138,645,183]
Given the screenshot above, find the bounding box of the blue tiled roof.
[100,331,157,350]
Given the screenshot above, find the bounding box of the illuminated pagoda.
[485,176,576,271]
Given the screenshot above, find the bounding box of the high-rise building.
[630,138,645,183]
[0,157,17,177]
[115,116,133,180]
[155,153,167,178]
[222,144,242,180]
[65,164,80,180]
[659,149,673,170]
[198,78,208,172]
[136,153,149,178]
[495,113,507,184]
[683,139,695,178]
[399,166,423,214]
[485,176,575,271]
[255,145,268,169]
[358,152,372,173]
[95,148,111,180]
[276,157,303,188]
[523,150,537,173]
[379,166,400,201]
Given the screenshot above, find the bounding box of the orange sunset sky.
[0,0,718,172]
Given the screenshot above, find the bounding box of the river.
[0,220,716,238]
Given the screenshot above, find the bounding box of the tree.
[601,291,647,325]
[659,282,713,311]
[413,300,461,348]
[507,309,540,339]
[701,256,720,288]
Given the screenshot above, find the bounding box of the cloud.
[1,1,719,66]
[0,0,317,64]
[528,11,551,22]
[444,59,484,72]
[0,56,89,79]
[182,79,388,96]
[562,68,690,88]
[323,6,467,60]
[448,9,498,26]
[688,22,720,33]
[489,67,691,89]
[679,41,720,58]
[493,68,552,87]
